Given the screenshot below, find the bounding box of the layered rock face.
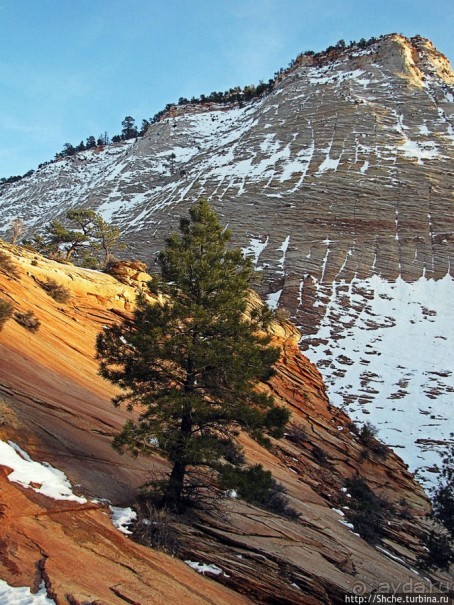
[1,244,450,603]
[0,473,249,605]
[0,34,453,480]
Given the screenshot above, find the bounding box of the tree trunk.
[163,460,186,512]
[163,407,192,512]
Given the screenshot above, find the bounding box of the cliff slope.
[0,34,452,481]
[0,243,451,603]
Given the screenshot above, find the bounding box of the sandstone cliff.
[0,243,451,603]
[0,34,452,483]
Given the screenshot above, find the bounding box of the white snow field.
[303,273,454,486]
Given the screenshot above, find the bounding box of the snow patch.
[267,289,283,310]
[110,506,137,535]
[0,440,87,503]
[0,580,55,604]
[185,561,226,576]
[242,236,269,266]
[340,520,355,530]
[307,67,370,88]
[278,235,290,271]
[399,139,440,163]
[317,156,340,173]
[360,160,369,174]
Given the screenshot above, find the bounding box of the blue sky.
[0,0,453,179]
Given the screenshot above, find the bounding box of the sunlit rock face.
[1,33,453,480]
[0,244,436,603]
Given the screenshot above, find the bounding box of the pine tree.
[432,443,454,536]
[86,135,97,149]
[64,208,123,266]
[62,142,76,156]
[91,213,124,265]
[96,199,289,511]
[31,209,122,267]
[418,442,454,570]
[139,119,150,136]
[36,220,76,257]
[121,116,138,140]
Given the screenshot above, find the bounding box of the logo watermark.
[344,579,453,604]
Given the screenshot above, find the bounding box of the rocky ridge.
[0,242,451,603]
[0,34,453,481]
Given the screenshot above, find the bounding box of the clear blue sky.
[1,0,453,179]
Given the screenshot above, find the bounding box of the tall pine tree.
[96,199,289,511]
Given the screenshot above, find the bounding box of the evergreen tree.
[432,443,454,536]
[139,119,150,136]
[96,199,289,511]
[61,143,76,157]
[37,220,77,257]
[121,116,138,140]
[32,208,122,267]
[418,442,454,570]
[91,213,124,265]
[65,208,122,265]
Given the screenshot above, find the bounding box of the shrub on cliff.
[0,298,14,330]
[418,443,454,570]
[14,310,40,332]
[132,501,180,555]
[40,278,71,303]
[343,476,392,544]
[0,249,19,278]
[419,526,454,570]
[350,421,389,460]
[218,463,299,519]
[432,443,454,536]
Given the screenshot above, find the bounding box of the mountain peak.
[0,33,453,487]
[283,33,454,90]
[376,34,454,86]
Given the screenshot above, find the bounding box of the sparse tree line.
[0,170,35,187]
[0,34,396,190]
[48,81,276,165]
[54,116,148,160]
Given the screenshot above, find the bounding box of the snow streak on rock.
[109,506,137,535]
[0,33,453,481]
[303,273,454,485]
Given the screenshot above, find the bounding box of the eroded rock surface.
[0,34,452,479]
[0,244,451,603]
[0,471,250,605]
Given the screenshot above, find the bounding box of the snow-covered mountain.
[1,33,453,484]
